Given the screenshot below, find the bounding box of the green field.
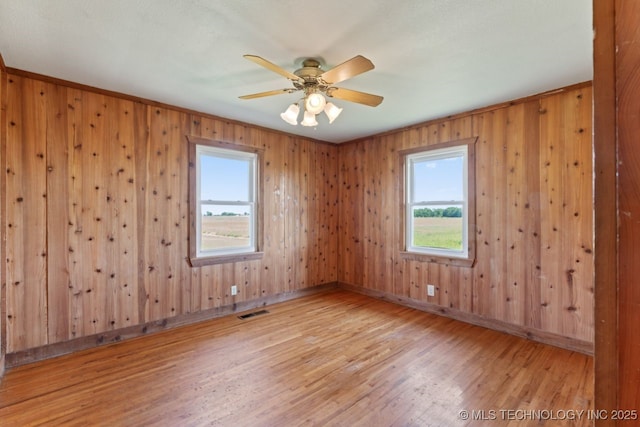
[200,215,461,252]
[412,217,463,250]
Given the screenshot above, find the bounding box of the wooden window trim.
[186,136,264,267]
[398,137,477,268]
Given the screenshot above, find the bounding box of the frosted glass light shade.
[304,93,326,114]
[301,110,318,127]
[280,104,300,125]
[324,102,343,124]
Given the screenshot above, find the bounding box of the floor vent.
[238,309,269,320]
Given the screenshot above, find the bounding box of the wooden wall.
[1,65,594,359]
[338,84,594,344]
[3,73,339,354]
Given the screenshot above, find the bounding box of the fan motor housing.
[293,59,325,90]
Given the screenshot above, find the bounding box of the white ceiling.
[0,0,592,143]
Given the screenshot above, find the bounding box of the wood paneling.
[3,74,339,354]
[6,77,48,351]
[144,107,189,322]
[0,290,594,426]
[2,67,592,361]
[61,90,142,339]
[338,85,594,345]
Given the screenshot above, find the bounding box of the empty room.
[0,1,637,426]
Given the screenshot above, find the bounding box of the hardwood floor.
[0,290,593,426]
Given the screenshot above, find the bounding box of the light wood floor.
[0,290,593,426]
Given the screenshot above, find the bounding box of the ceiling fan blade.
[319,55,375,85]
[326,87,383,107]
[243,55,302,82]
[239,88,297,100]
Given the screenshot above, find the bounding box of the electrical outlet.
[231,285,238,296]
[427,284,435,297]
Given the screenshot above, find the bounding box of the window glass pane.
[411,205,463,251]
[411,155,464,203]
[200,154,251,202]
[404,142,473,262]
[200,205,252,252]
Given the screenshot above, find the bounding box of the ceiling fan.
[239,54,383,126]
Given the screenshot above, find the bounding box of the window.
[188,137,263,266]
[400,138,476,267]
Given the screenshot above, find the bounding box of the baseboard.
[338,282,594,356]
[6,283,338,368]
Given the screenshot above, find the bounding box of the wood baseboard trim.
[338,283,594,355]
[6,283,338,368]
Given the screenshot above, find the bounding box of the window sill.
[399,251,475,268]
[189,251,264,267]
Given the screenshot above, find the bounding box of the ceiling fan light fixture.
[301,110,318,127]
[304,92,326,115]
[280,103,300,125]
[241,54,383,129]
[324,102,343,124]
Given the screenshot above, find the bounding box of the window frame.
[399,137,477,267]
[187,136,264,267]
